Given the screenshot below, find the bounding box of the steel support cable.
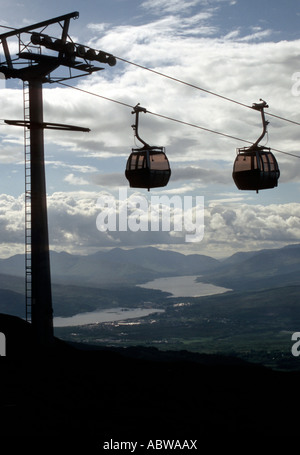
[1,32,300,128]
[1,23,300,127]
[56,81,300,159]
[116,57,300,127]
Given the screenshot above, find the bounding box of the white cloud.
[0,194,24,249]
[87,23,111,33]
[237,29,273,42]
[91,172,127,188]
[141,0,202,15]
[202,202,300,255]
[140,0,234,16]
[0,142,23,164]
[46,160,98,173]
[2,9,299,181]
[0,190,299,258]
[0,3,299,257]
[64,173,89,186]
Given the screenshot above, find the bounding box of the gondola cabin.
[125,146,171,191]
[232,147,280,193]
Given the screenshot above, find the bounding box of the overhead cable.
[116,56,300,127]
[1,23,300,126]
[57,81,300,159]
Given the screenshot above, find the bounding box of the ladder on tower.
[23,80,32,323]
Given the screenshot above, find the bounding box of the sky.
[0,0,300,259]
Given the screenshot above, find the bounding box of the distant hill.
[200,243,300,290]
[0,246,220,319]
[0,274,170,319]
[102,246,218,274]
[0,288,24,317]
[1,244,300,373]
[0,247,219,287]
[0,243,299,290]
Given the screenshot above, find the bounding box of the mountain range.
[0,243,300,372]
[0,243,299,320]
[200,243,300,290]
[0,243,299,289]
[0,246,219,287]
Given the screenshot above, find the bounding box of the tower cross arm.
[0,12,79,39]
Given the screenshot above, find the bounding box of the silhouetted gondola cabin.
[232,146,280,193]
[125,146,171,191]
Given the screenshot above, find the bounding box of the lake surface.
[137,275,230,298]
[54,307,164,328]
[54,275,230,328]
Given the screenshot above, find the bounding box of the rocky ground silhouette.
[0,313,298,452]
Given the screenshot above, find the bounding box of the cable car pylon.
[0,12,116,347]
[232,100,280,193]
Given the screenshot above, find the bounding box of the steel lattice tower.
[0,12,116,346]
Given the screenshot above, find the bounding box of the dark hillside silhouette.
[0,313,299,452]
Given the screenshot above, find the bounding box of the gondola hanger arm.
[250,99,269,149]
[131,103,150,148]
